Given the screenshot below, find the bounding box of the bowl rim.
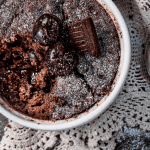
[0,0,131,130]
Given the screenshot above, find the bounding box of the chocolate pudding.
[0,0,120,120]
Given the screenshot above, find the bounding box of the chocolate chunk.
[44,42,77,76]
[33,14,62,46]
[68,17,99,57]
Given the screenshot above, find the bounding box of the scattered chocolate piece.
[6,124,11,129]
[68,17,99,57]
[44,42,77,76]
[33,14,62,46]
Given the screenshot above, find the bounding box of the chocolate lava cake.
[0,0,120,120]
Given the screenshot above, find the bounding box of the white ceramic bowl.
[0,0,131,130]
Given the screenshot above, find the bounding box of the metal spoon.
[145,38,150,76]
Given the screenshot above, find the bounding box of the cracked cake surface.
[0,0,120,120]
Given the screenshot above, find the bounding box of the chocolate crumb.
[6,124,11,129]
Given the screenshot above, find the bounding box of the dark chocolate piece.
[44,42,76,76]
[68,17,99,57]
[33,14,61,46]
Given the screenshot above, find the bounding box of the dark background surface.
[115,126,150,150]
[0,114,8,141]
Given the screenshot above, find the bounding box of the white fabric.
[1,0,150,149]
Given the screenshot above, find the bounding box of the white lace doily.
[1,0,150,149]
